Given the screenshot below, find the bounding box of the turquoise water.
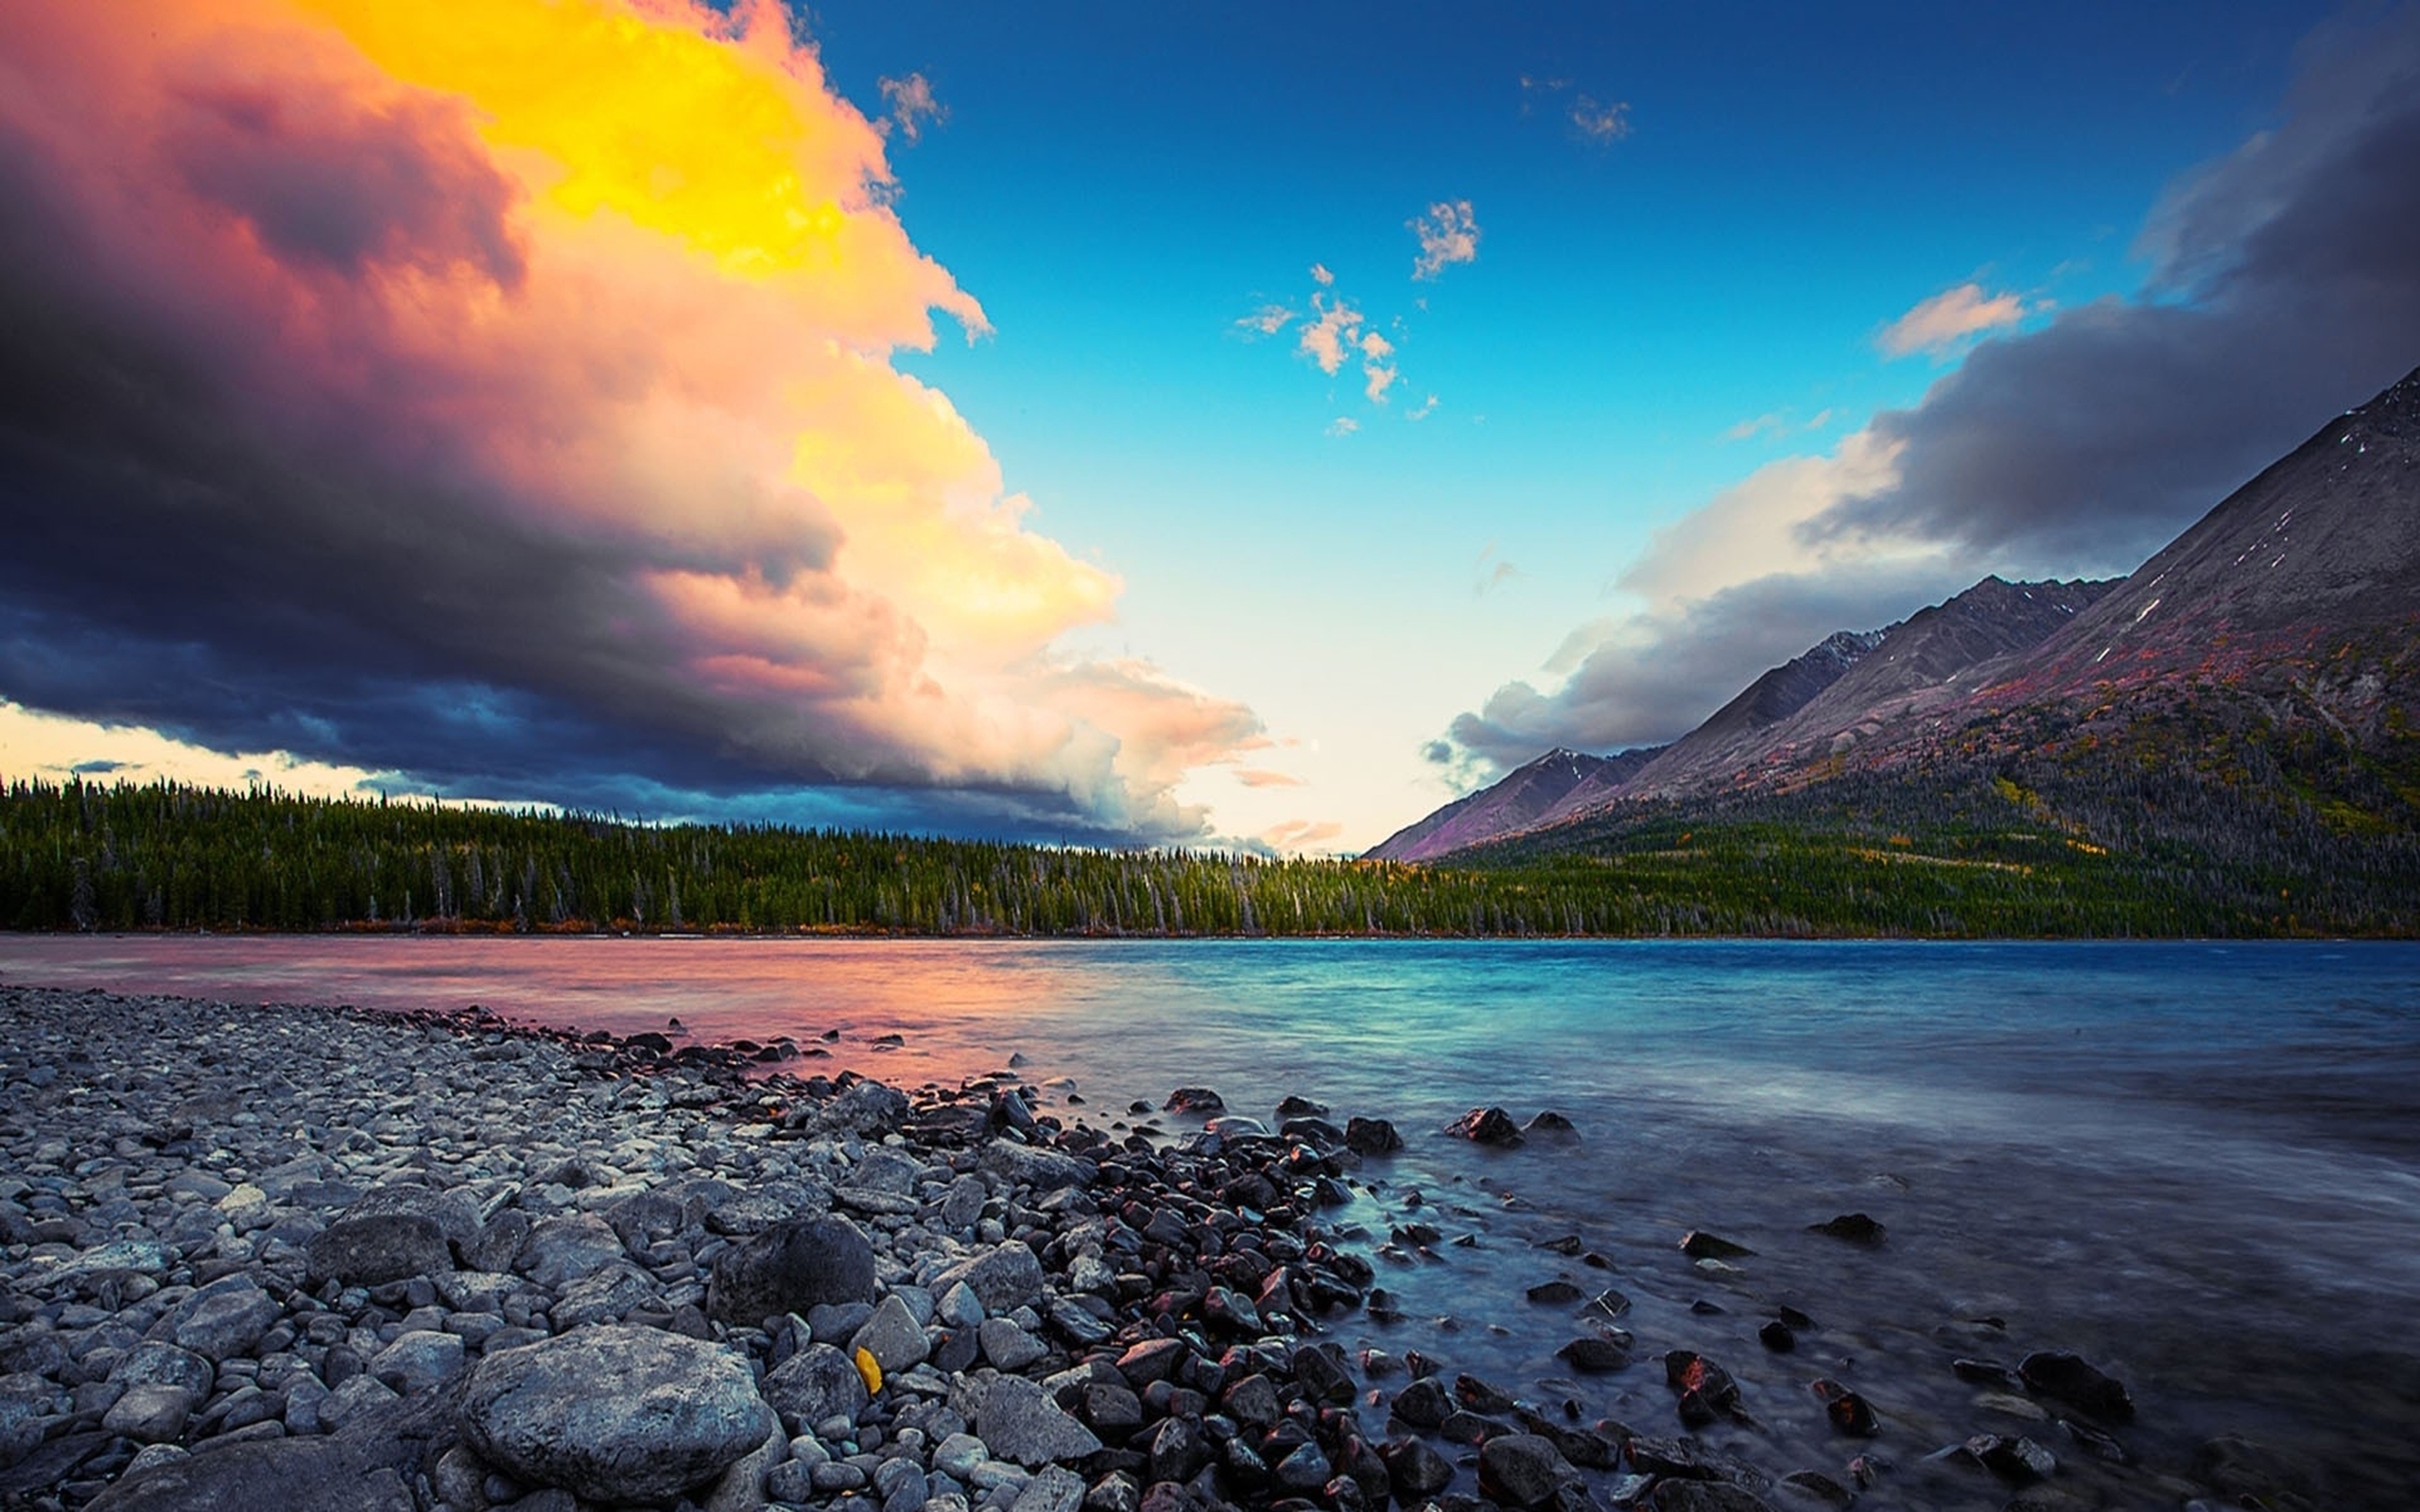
[8,936,2418,1504]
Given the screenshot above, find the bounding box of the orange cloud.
[0,0,1253,838]
[1233,767,1305,788]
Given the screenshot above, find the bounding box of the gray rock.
[977,1375,1101,1469]
[368,1330,465,1395]
[852,1148,922,1194]
[168,1276,280,1363]
[1012,1465,1087,1512]
[978,1317,1046,1371]
[83,1441,415,1512]
[814,1080,911,1136]
[458,1325,772,1503]
[513,1214,625,1289]
[343,1182,481,1252]
[759,1344,870,1433]
[33,1238,171,1291]
[935,1432,989,1479]
[702,1422,787,1512]
[939,1280,986,1329]
[108,1343,214,1398]
[940,1176,989,1229]
[307,1214,455,1286]
[930,1243,1045,1315]
[977,1143,1092,1194]
[102,1384,197,1444]
[853,1295,932,1373]
[460,1211,530,1274]
[708,1213,877,1327]
[550,1261,659,1329]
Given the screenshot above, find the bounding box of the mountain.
[1620,576,2118,796]
[1374,362,2420,917]
[1365,746,1660,862]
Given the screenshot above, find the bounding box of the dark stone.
[1292,1343,1354,1405]
[1382,1436,1453,1500]
[1118,1338,1187,1386]
[1443,1108,1524,1146]
[1775,1469,1851,1506]
[1343,1118,1402,1156]
[1084,1382,1145,1441]
[1968,1434,2056,1484]
[1273,1442,1331,1492]
[1951,1357,2019,1388]
[2017,1351,2134,1423]
[1476,1434,1569,1509]
[1144,1418,1211,1484]
[1222,1372,1281,1427]
[1662,1351,1738,1427]
[1650,1483,1775,1512]
[705,1213,875,1326]
[1756,1320,1795,1352]
[1526,1280,1584,1305]
[759,1344,870,1431]
[82,1439,414,1512]
[1808,1381,1877,1436]
[1520,1111,1579,1142]
[1164,1088,1225,1115]
[1677,1231,1753,1261]
[1554,1336,1630,1374]
[1389,1376,1452,1429]
[1453,1373,1515,1415]
[2058,1417,2131,1465]
[1807,1213,1885,1246]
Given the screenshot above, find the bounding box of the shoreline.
[0,984,2353,1512]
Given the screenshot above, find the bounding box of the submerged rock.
[2018,1350,2135,1423]
[1444,1107,1525,1146]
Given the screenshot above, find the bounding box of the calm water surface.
[6,936,2417,1506]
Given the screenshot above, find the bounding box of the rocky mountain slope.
[1365,746,1658,862]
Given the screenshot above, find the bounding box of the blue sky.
[2,0,2413,850]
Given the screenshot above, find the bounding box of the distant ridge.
[1365,746,1658,862]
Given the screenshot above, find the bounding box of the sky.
[2,0,2416,853]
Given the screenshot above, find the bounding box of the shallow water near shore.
[8,936,2420,1505]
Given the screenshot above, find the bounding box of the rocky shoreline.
[0,985,2331,1512]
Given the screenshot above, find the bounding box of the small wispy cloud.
[1234,767,1305,788]
[1409,200,1480,282]
[1876,282,2037,357]
[1570,95,1631,144]
[1263,817,1344,851]
[1474,541,1520,595]
[1236,302,1296,337]
[1408,394,1439,421]
[1726,406,1843,442]
[1310,262,1335,286]
[1358,330,1398,403]
[876,73,947,144]
[1326,416,1360,438]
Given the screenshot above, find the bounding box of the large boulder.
[83,1441,414,1512]
[341,1182,481,1256]
[457,1325,772,1503]
[978,1375,1102,1468]
[706,1213,876,1327]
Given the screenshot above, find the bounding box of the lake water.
[6,936,2417,1507]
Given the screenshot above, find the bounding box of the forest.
[3,756,2412,938]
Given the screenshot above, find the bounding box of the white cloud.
[1409,200,1480,281]
[1570,96,1631,144]
[1310,262,1335,286]
[1408,394,1438,421]
[1876,282,2034,356]
[1325,416,1359,437]
[1358,330,1398,403]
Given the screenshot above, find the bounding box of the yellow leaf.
[855,1347,882,1394]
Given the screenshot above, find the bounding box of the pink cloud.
[1410,199,1480,281]
[1877,283,2036,356]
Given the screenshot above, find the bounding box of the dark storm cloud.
[1814,5,2420,563]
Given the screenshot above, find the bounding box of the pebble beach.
[0,984,2343,1512]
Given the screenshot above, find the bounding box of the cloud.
[1233,767,1305,788]
[1409,200,1480,281]
[0,0,1262,843]
[1325,417,1359,438]
[1820,3,2420,564]
[1297,292,1363,375]
[1408,394,1439,421]
[1876,282,2033,357]
[1358,330,1398,403]
[1725,411,1789,441]
[1261,818,1343,852]
[1432,4,2420,779]
[1309,262,1334,286]
[1570,96,1631,145]
[1236,302,1295,336]
[876,72,946,144]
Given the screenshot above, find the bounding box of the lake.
[6,936,2417,1506]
